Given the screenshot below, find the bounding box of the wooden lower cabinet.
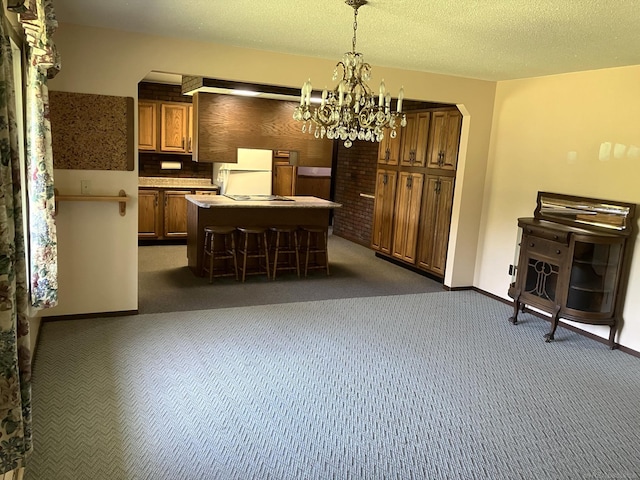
[391,172,424,264]
[371,169,397,254]
[417,175,455,276]
[139,188,218,240]
[163,190,190,238]
[138,189,161,239]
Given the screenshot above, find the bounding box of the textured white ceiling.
[54,0,640,81]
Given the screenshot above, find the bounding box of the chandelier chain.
[352,8,358,53]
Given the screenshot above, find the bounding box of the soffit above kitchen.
[54,0,640,81]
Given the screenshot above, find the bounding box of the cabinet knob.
[530,242,535,247]
[556,250,561,255]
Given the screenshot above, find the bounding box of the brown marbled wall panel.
[49,91,134,170]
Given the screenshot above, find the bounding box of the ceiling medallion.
[293,0,406,148]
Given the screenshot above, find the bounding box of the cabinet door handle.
[155,196,158,207]
[383,173,388,185]
[165,195,168,207]
[182,137,185,149]
[385,148,390,161]
[188,138,192,151]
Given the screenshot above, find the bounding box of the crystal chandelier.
[292,0,406,148]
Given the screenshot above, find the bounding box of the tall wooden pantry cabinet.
[371,107,462,278]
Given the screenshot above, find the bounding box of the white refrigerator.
[213,148,273,195]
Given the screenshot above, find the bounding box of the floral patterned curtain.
[0,0,60,473]
[12,0,60,309]
[0,16,32,475]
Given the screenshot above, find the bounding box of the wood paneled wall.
[192,92,333,167]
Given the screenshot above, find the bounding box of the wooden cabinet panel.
[371,169,397,254]
[138,102,157,151]
[427,109,462,171]
[391,172,424,264]
[273,164,297,196]
[160,104,189,153]
[163,190,191,238]
[140,188,218,240]
[188,105,193,153]
[138,189,161,238]
[400,112,430,167]
[417,175,455,276]
[296,176,331,200]
[377,127,401,166]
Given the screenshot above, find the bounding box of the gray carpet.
[28,291,640,479]
[138,234,444,314]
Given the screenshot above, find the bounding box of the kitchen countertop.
[186,194,341,209]
[138,177,219,189]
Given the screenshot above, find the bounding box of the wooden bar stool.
[299,225,330,277]
[201,226,238,283]
[236,227,270,282]
[270,226,300,280]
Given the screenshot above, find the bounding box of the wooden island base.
[186,195,341,275]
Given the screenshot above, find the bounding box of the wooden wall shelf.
[54,189,129,216]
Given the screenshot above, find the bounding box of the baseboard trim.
[373,252,446,283]
[444,285,474,292]
[470,287,640,358]
[43,310,138,322]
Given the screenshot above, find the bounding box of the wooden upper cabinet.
[427,109,462,171]
[391,172,424,264]
[371,169,397,254]
[188,105,193,153]
[377,127,401,166]
[138,101,157,151]
[400,111,430,167]
[160,103,189,153]
[417,175,455,276]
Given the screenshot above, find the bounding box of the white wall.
[44,23,496,317]
[476,65,640,350]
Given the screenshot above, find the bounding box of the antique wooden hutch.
[508,192,636,349]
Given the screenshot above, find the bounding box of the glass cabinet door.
[566,240,622,314]
[523,255,561,304]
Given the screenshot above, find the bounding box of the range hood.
[181,76,306,103]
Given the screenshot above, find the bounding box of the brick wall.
[138,82,191,104]
[332,141,378,247]
[138,82,213,179]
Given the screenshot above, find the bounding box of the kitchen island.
[186,195,342,275]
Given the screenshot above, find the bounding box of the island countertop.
[186,195,341,275]
[186,194,342,209]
